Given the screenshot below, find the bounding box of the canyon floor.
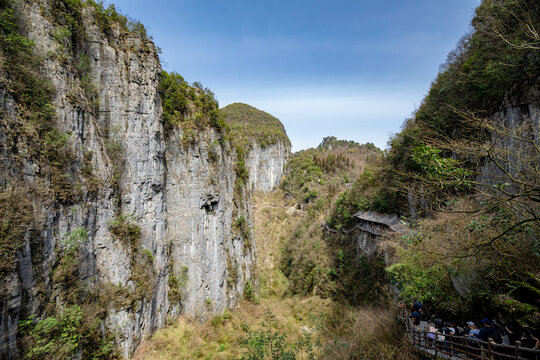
[133,191,415,360]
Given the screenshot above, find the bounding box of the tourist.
[443,321,455,336]
[531,329,540,350]
[433,318,443,332]
[478,318,502,344]
[432,318,446,350]
[464,321,481,356]
[411,307,422,328]
[520,329,540,360]
[503,323,518,346]
[452,321,464,336]
[521,329,536,348]
[411,298,422,313]
[427,320,437,341]
[466,321,480,339]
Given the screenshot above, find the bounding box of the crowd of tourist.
[405,299,540,356]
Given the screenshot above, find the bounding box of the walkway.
[398,306,540,360]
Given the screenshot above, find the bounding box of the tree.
[387,110,539,321]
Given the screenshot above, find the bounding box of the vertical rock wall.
[477,100,540,185]
[165,129,255,317]
[0,1,256,358]
[245,141,290,193]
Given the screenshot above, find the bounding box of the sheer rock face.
[246,141,290,193]
[0,1,259,358]
[406,89,540,219]
[477,102,540,186]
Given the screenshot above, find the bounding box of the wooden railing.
[398,306,540,360]
[323,222,384,236]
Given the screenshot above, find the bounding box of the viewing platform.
[398,306,540,360]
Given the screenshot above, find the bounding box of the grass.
[133,299,305,360]
[134,297,415,360]
[253,191,300,298]
[108,213,141,248]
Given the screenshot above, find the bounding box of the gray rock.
[246,142,290,193]
[0,1,288,358]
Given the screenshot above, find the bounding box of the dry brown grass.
[253,190,300,297]
[386,197,539,285]
[133,296,334,360]
[321,306,417,360]
[134,298,417,360]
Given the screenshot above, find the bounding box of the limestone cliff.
[220,103,291,193]
[245,141,290,193]
[0,1,267,358]
[476,87,540,186]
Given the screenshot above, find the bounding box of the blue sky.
[104,0,480,151]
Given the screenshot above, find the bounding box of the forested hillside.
[330,0,539,326]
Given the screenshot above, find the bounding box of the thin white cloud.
[218,85,422,151]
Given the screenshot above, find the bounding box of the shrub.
[238,308,298,359]
[159,71,188,127]
[243,280,259,304]
[21,305,83,360]
[58,0,148,40]
[159,70,222,132]
[386,251,448,303]
[328,183,370,228]
[168,265,188,303]
[0,186,33,275]
[53,228,88,302]
[20,305,117,360]
[235,159,249,184]
[108,213,141,247]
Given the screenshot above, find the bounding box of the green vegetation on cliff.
[50,0,149,40]
[0,0,59,274]
[333,0,540,326]
[159,70,225,136]
[220,102,290,148]
[0,2,165,358]
[381,0,540,212]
